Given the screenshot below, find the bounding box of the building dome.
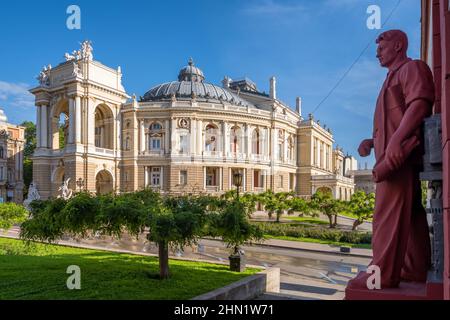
[141,59,255,108]
[0,108,8,123]
[178,58,205,82]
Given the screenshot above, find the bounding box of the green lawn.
[0,237,259,300]
[283,216,329,225]
[264,235,372,249]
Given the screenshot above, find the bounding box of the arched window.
[124,136,130,150]
[95,105,114,149]
[230,126,241,153]
[150,122,162,131]
[252,129,260,155]
[205,124,218,152]
[147,122,163,151]
[287,136,294,161]
[49,99,70,150]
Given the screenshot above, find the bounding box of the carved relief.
[178,118,189,129]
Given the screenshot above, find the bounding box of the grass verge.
[0,237,259,300]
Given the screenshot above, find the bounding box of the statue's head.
[376,30,408,68]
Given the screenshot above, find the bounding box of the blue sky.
[0,0,421,168]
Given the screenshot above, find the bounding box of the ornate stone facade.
[29,42,355,199]
[0,109,25,203]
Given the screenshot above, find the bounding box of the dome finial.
[188,57,194,66]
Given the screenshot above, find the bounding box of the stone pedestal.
[229,254,246,272]
[345,272,443,300]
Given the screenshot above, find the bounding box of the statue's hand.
[358,139,373,157]
[385,137,404,169]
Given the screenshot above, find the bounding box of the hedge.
[254,222,372,244]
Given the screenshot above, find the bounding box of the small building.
[0,108,25,203]
[348,169,376,194]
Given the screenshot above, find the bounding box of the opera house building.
[30,41,355,200]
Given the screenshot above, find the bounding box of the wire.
[311,0,403,115]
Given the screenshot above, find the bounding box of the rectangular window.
[279,175,283,188]
[179,170,187,185]
[206,167,218,186]
[278,144,283,161]
[179,135,187,154]
[150,138,161,150]
[150,167,161,186]
[253,170,264,188]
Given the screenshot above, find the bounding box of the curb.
[192,268,280,300]
[202,237,373,259]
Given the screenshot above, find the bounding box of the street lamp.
[233,172,243,200]
[76,178,85,192]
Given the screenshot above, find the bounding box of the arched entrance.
[52,166,66,197]
[95,170,114,195]
[51,100,69,150]
[94,105,114,149]
[316,186,332,195]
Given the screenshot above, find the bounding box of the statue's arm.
[392,99,431,143]
[385,98,431,168]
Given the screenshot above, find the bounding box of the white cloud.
[0,81,34,108]
[242,0,305,16]
[329,58,386,118]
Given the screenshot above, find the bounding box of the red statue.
[349,30,435,289]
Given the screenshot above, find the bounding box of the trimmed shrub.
[254,222,371,244]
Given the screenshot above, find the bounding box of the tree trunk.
[333,214,338,227]
[158,240,170,279]
[352,220,362,231]
[327,214,334,228]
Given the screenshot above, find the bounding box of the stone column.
[160,166,164,190]
[197,120,203,155]
[246,124,252,159]
[283,132,288,162]
[170,118,177,154]
[36,106,41,148]
[190,119,196,156]
[203,167,206,190]
[87,99,95,146]
[164,120,170,154]
[75,96,81,143]
[222,122,229,156]
[41,105,48,148]
[140,120,145,153]
[116,111,121,152]
[68,98,75,144]
[272,128,278,162]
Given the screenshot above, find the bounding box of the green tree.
[0,203,29,230]
[273,192,294,223]
[310,191,342,228]
[20,121,36,158]
[20,121,36,196]
[288,196,315,217]
[214,199,263,269]
[59,125,66,149]
[348,191,375,230]
[258,190,277,220]
[149,194,210,278]
[20,190,212,280]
